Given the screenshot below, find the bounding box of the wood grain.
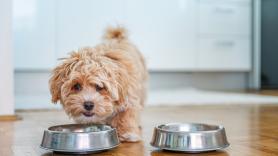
[0,115,21,121]
[1,104,278,156]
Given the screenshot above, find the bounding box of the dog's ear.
[104,51,133,106]
[49,52,80,103]
[49,64,66,103]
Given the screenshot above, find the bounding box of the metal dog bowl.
[150,123,229,153]
[40,124,120,154]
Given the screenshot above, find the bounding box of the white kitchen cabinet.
[197,0,251,71]
[198,1,251,35]
[13,0,56,70]
[197,36,251,71]
[56,0,126,59]
[198,0,251,5]
[55,0,198,70]
[13,0,252,71]
[125,0,198,70]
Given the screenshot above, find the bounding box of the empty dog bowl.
[150,123,229,153]
[40,124,120,154]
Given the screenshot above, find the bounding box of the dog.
[49,26,148,142]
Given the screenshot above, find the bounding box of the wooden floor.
[1,104,278,156]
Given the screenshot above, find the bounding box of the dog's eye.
[72,83,82,91]
[96,84,104,92]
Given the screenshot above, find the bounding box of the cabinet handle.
[215,41,235,47]
[214,7,235,14]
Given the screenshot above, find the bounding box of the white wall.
[0,0,14,115]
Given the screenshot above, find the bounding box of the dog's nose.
[83,101,94,111]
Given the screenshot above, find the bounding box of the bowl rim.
[155,122,225,134]
[46,123,116,134]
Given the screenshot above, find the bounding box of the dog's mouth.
[83,112,94,117]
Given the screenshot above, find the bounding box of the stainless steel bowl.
[40,124,120,154]
[150,123,229,153]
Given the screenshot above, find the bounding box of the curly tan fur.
[49,26,147,142]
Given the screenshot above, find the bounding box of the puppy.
[49,26,148,142]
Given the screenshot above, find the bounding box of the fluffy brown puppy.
[49,26,148,142]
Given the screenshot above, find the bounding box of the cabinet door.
[125,0,197,70]
[13,0,56,69]
[56,0,125,59]
[198,2,251,35]
[197,36,251,71]
[198,0,251,5]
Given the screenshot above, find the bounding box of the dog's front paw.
[119,132,141,142]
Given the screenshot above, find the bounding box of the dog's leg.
[111,107,141,142]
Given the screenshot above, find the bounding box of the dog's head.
[49,48,131,123]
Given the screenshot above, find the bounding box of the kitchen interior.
[0,0,278,155]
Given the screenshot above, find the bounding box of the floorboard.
[1,104,278,156]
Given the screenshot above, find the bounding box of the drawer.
[197,37,251,71]
[198,3,251,35]
[198,0,251,5]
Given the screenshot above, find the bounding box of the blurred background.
[1,0,278,114]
